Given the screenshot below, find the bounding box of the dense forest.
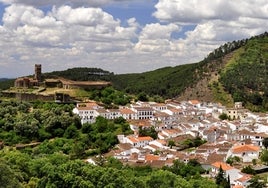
[219,33,268,111]
[0,100,218,187]
[43,67,113,81]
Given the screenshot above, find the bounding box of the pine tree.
[215,165,230,188]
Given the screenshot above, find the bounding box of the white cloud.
[134,23,180,54]
[154,0,268,24]
[153,0,268,55]
[0,0,267,78]
[0,4,141,77]
[0,0,134,7]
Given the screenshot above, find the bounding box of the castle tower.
[34,64,42,82]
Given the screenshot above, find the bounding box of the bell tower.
[34,64,42,82]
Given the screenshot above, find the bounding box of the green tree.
[137,92,149,102]
[138,127,157,139]
[215,166,230,188]
[262,137,268,149]
[241,165,256,175]
[64,124,79,139]
[168,140,175,148]
[219,113,229,120]
[260,149,268,165]
[146,170,183,188]
[247,176,265,188]
[0,159,23,188]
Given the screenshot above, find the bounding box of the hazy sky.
[0,0,267,78]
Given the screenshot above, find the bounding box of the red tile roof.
[232,145,260,153]
[211,161,234,171]
[145,154,160,161]
[120,108,135,114]
[127,136,153,143]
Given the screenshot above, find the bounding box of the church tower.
[34,64,42,82]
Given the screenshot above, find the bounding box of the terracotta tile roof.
[133,107,153,111]
[163,129,182,135]
[236,174,252,183]
[118,143,132,150]
[155,139,167,145]
[145,154,160,161]
[232,145,260,153]
[211,161,234,171]
[128,119,152,127]
[120,108,135,114]
[189,100,200,105]
[77,106,95,110]
[232,185,244,188]
[206,152,226,164]
[127,136,153,143]
[154,111,170,117]
[138,136,153,141]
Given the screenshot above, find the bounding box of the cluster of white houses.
[73,100,268,188]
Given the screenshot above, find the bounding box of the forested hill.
[43,67,113,81]
[1,32,267,111]
[111,32,268,111]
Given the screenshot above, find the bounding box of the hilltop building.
[14,64,111,90]
[34,64,42,82]
[9,64,111,102]
[14,64,42,88]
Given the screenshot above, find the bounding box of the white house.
[125,135,154,148]
[226,144,260,163]
[211,161,241,185]
[119,108,136,120]
[72,102,101,124]
[233,174,252,188]
[131,106,154,120]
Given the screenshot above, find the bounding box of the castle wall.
[15,93,54,102]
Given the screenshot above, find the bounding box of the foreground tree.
[260,149,268,165]
[0,160,22,188]
[247,176,265,188]
[215,166,230,188]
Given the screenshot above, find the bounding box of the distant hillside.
[0,78,15,90]
[177,32,268,111]
[43,67,113,81]
[1,32,267,111]
[219,33,268,111]
[111,34,249,101]
[111,32,268,111]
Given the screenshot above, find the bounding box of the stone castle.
[14,64,42,88]
[14,64,111,90]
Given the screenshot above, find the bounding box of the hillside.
[1,32,267,111]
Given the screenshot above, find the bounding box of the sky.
[0,0,267,78]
